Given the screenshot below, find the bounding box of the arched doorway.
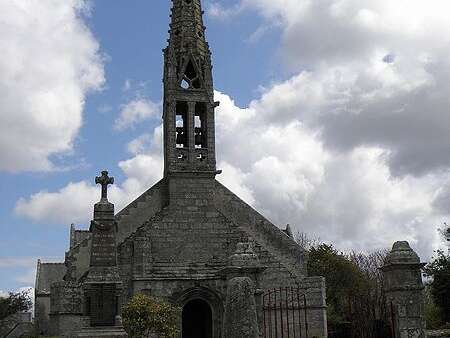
[182,299,213,338]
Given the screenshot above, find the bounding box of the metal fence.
[262,287,309,338]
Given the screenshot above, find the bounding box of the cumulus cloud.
[207,2,244,19]
[114,98,160,131]
[215,0,450,177]
[213,90,446,257]
[432,179,450,215]
[16,86,447,258]
[15,0,450,260]
[0,0,104,172]
[16,182,100,225]
[15,127,164,225]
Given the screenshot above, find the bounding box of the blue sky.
[1,0,449,293]
[0,0,285,293]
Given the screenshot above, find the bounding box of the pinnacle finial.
[95,170,114,201]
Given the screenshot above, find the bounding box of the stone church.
[35,0,328,337]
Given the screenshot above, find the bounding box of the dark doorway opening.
[182,299,213,338]
[88,284,117,327]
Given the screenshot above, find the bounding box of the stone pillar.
[187,101,196,153]
[221,242,266,338]
[381,241,426,338]
[73,171,128,338]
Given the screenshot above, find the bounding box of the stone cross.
[95,170,114,201]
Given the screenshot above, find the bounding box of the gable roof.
[35,260,66,295]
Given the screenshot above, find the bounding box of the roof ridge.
[38,262,65,265]
[214,180,306,279]
[116,178,165,219]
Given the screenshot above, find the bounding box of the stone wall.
[35,261,66,335]
[214,181,308,277]
[70,225,90,249]
[49,282,83,336]
[49,314,83,337]
[65,236,91,282]
[115,177,327,338]
[116,178,168,243]
[64,180,168,285]
[34,295,50,335]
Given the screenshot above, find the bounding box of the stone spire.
[163,0,219,177]
[168,0,210,62]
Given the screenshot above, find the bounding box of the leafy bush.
[0,290,32,320]
[122,293,181,338]
[424,250,450,325]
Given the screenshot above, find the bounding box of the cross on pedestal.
[95,170,114,201]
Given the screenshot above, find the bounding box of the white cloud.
[220,0,450,176]
[0,0,104,172]
[114,98,160,131]
[123,79,132,92]
[207,2,244,19]
[16,182,99,225]
[0,257,36,268]
[214,90,446,259]
[15,127,164,226]
[15,87,448,259]
[202,0,450,258]
[15,0,450,261]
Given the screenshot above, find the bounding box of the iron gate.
[262,287,309,338]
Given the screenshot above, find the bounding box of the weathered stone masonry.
[34,0,328,337]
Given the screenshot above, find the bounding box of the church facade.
[35,1,328,337]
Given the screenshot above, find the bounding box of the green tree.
[306,242,389,338]
[424,250,450,324]
[0,290,32,320]
[307,244,364,324]
[122,293,181,338]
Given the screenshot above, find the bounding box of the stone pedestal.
[223,277,259,338]
[221,242,266,338]
[381,241,426,338]
[77,171,127,337]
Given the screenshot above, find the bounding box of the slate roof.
[35,260,66,295]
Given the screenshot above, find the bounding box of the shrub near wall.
[122,294,180,338]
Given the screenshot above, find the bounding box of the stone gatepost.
[381,241,426,338]
[220,242,267,338]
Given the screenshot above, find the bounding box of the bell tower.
[163,0,219,178]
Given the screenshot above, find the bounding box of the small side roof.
[35,260,66,295]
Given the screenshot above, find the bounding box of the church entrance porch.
[182,299,213,338]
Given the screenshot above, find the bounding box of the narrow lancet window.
[195,102,207,148]
[176,102,188,148]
